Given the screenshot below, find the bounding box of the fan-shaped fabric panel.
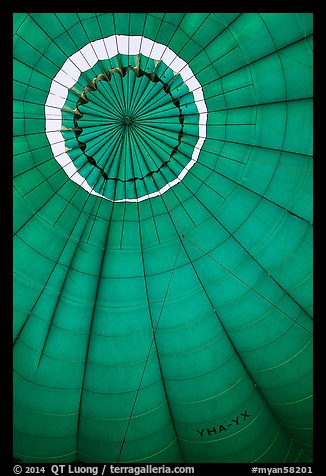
[13,12,313,463]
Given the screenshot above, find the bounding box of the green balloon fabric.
[13,13,313,464]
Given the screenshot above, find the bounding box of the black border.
[4,3,321,475]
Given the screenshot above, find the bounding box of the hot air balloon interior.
[13,12,313,464]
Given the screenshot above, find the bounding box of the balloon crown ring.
[45,35,208,202]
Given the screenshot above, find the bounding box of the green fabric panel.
[13,13,313,463]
